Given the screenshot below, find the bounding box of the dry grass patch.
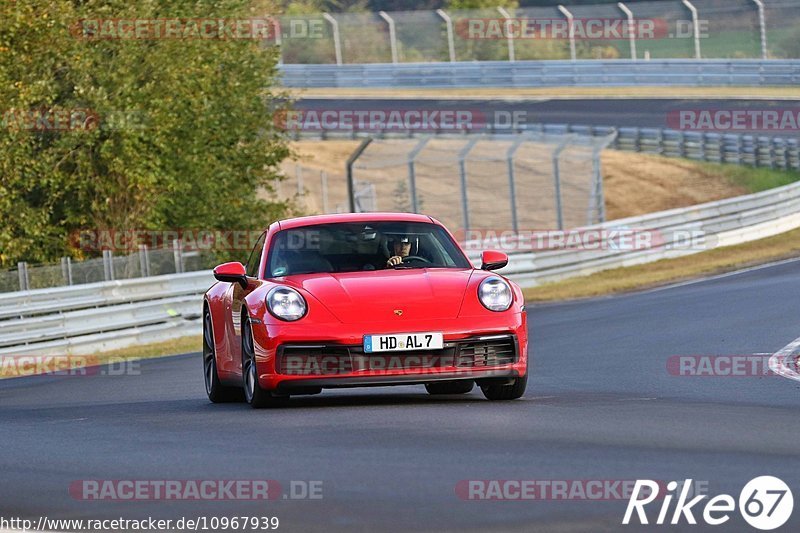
[283,142,759,220]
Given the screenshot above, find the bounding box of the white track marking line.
[768,336,800,383]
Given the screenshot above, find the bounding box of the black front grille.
[455,336,517,367]
[278,346,352,375]
[276,335,517,375]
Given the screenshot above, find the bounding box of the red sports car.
[203,212,528,407]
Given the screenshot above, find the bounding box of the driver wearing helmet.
[386,235,412,267]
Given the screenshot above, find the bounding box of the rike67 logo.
[623,476,793,530]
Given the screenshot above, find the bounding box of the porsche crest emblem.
[393,309,403,316]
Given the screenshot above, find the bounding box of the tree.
[0,0,291,267]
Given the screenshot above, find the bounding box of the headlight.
[266,286,307,321]
[478,277,512,312]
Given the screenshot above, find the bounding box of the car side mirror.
[480,250,508,271]
[213,262,248,288]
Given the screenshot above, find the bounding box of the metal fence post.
[497,7,516,62]
[682,0,702,59]
[552,136,573,231]
[589,130,618,225]
[751,0,768,59]
[346,138,373,212]
[321,171,330,213]
[457,138,480,233]
[407,137,431,213]
[61,257,73,286]
[506,135,528,233]
[17,262,29,291]
[323,13,343,65]
[102,249,115,281]
[617,2,637,60]
[138,244,150,277]
[379,11,399,64]
[436,9,456,62]
[558,5,577,61]
[589,152,603,225]
[173,239,184,274]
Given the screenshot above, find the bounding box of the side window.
[245,232,267,278]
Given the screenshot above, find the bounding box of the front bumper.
[276,369,521,392]
[252,315,528,391]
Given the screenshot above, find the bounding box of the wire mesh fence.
[0,269,22,294]
[270,0,799,64]
[1,244,218,294]
[278,131,616,238]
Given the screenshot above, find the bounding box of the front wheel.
[203,310,243,403]
[480,373,527,401]
[242,314,288,408]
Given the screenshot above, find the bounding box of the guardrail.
[465,177,800,285]
[0,271,212,356]
[3,178,800,356]
[280,59,800,88]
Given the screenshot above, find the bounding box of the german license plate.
[363,332,443,353]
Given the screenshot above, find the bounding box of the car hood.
[294,268,474,324]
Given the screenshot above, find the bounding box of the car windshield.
[266,221,472,277]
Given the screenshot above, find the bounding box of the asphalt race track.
[2,259,800,532]
[295,98,800,133]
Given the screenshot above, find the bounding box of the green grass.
[704,162,800,193]
[633,28,796,59]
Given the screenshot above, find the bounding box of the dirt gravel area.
[279,141,749,221]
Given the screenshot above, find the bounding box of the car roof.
[277,212,436,230]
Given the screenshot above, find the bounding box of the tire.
[425,380,474,395]
[480,373,527,401]
[242,314,287,408]
[203,309,243,403]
